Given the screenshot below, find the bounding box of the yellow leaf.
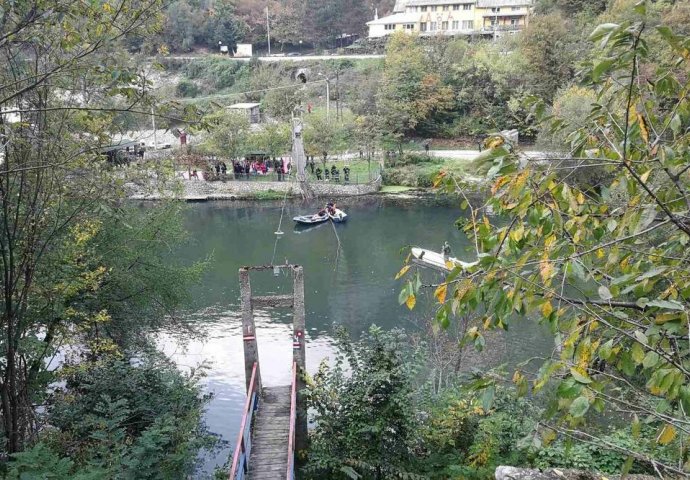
[405,294,416,310]
[640,169,652,183]
[541,300,553,317]
[657,424,676,445]
[576,191,585,204]
[435,284,448,304]
[395,265,411,280]
[540,260,554,282]
[637,113,649,145]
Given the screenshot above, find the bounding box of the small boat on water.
[329,208,348,223]
[293,212,329,225]
[410,247,478,273]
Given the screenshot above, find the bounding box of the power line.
[180,79,329,103]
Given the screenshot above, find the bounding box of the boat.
[293,212,329,225]
[410,247,478,273]
[328,208,348,223]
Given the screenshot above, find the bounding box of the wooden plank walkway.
[247,385,292,480]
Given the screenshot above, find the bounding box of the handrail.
[286,362,298,480]
[229,362,259,480]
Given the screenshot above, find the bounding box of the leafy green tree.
[304,326,421,480]
[403,17,690,476]
[7,356,211,479]
[249,122,292,158]
[0,0,206,465]
[519,13,578,101]
[206,110,252,160]
[377,33,453,152]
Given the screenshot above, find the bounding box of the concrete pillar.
[239,268,262,393]
[292,266,308,451]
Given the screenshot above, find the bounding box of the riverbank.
[127,175,383,201]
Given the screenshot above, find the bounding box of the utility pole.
[266,6,271,56]
[151,106,157,151]
[335,70,340,122]
[326,80,330,122]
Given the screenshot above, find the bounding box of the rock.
[495,466,657,480]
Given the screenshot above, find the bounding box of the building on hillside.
[366,0,531,39]
[228,103,261,124]
[476,0,531,33]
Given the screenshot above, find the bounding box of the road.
[168,54,385,62]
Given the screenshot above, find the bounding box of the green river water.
[156,196,554,476]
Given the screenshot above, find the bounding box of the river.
[155,195,554,477]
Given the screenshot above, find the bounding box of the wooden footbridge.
[229,265,308,480]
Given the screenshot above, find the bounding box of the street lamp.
[316,73,330,122]
[299,40,303,54]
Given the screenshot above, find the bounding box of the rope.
[270,168,294,266]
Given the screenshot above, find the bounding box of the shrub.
[175,80,200,98]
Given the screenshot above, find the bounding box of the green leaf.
[569,396,590,417]
[340,466,362,479]
[643,351,660,369]
[481,386,495,412]
[570,368,592,384]
[636,267,667,281]
[598,285,613,301]
[592,59,615,81]
[631,343,645,364]
[646,299,685,311]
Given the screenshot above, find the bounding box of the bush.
[6,356,212,479]
[175,80,201,98]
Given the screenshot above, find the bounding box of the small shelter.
[228,103,261,124]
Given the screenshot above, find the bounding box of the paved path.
[168,54,384,62]
[247,386,292,480]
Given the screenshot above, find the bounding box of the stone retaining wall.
[127,176,382,201]
[495,466,656,480]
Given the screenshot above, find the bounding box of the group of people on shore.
[314,165,351,183]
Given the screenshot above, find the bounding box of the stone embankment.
[127,177,382,201]
[495,466,656,480]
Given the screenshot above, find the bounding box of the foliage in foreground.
[400,12,690,476]
[304,326,673,479]
[5,356,212,479]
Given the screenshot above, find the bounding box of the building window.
[421,6,427,11]
[420,22,427,31]
[452,20,459,29]
[463,3,471,10]
[442,5,449,11]
[431,6,438,11]
[462,19,474,29]
[430,21,437,30]
[384,24,395,30]
[404,23,414,30]
[491,7,501,12]
[512,6,521,10]
[510,18,518,25]
[453,4,459,10]
[442,21,448,30]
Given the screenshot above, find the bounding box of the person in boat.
[441,241,452,258]
[317,208,327,217]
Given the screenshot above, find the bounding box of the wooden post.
[239,267,262,393]
[292,266,308,451]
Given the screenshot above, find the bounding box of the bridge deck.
[247,385,292,479]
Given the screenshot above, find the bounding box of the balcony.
[481,24,525,32]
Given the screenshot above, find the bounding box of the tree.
[304,326,421,479]
[0,0,205,462]
[519,13,578,101]
[303,110,351,165]
[377,33,453,152]
[249,121,292,158]
[206,110,251,160]
[402,18,690,475]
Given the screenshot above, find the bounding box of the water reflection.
[153,196,552,476]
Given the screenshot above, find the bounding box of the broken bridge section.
[229,265,308,480]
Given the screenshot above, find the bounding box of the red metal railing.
[286,362,298,480]
[229,362,259,480]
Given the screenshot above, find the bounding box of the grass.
[380,185,416,193]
